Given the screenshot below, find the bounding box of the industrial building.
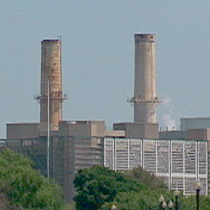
[159,118,210,141]
[4,34,210,202]
[114,34,161,139]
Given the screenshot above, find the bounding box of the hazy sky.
[1,1,210,138]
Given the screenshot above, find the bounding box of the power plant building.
[5,35,210,201]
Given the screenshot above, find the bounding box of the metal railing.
[104,138,208,195]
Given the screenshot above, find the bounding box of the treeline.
[73,166,169,210]
[1,149,210,209]
[74,166,210,210]
[0,148,65,210]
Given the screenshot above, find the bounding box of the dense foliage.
[73,166,167,210]
[101,189,172,210]
[0,148,64,210]
[73,166,210,210]
[125,166,166,189]
[180,195,210,210]
[101,181,210,210]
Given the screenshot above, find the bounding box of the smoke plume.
[161,95,176,130]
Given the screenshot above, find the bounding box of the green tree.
[180,194,210,210]
[73,166,166,210]
[73,166,142,210]
[74,166,210,210]
[100,189,172,210]
[125,166,166,189]
[0,148,64,210]
[101,188,210,210]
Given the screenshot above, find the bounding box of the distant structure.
[129,34,161,123]
[180,117,210,131]
[6,34,210,201]
[114,34,160,139]
[35,39,67,132]
[160,117,210,141]
[6,38,107,202]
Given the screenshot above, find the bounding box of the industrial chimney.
[36,39,67,132]
[129,34,161,124]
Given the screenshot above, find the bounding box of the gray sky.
[1,1,210,138]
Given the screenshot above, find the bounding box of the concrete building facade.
[129,34,160,124]
[35,39,67,132]
[116,34,161,139]
[6,120,106,202]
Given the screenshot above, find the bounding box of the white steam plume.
[161,95,176,130]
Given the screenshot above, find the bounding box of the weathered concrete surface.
[40,40,64,131]
[132,34,160,124]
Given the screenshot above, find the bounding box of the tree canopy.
[73,166,167,210]
[0,148,64,210]
[101,189,172,210]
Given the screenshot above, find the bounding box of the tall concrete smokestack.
[129,34,160,124]
[36,39,67,132]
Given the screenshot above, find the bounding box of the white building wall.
[104,138,208,195]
